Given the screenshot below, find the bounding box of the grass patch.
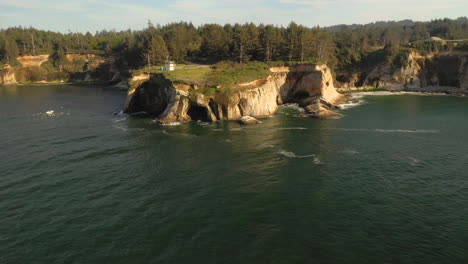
[189,86,218,95]
[206,61,271,88]
[132,62,272,95]
[163,67,213,85]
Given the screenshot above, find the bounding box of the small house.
[165,61,176,71]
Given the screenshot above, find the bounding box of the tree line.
[0,17,467,70]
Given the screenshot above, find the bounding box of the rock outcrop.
[0,53,117,85]
[0,66,17,85]
[240,116,261,125]
[343,51,468,94]
[17,55,50,67]
[124,64,346,123]
[361,51,424,89]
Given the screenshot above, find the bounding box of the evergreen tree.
[51,41,67,71]
[149,35,169,64]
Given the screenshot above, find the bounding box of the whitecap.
[275,127,307,130]
[408,157,421,166]
[112,125,128,131]
[339,99,365,110]
[278,150,316,159]
[281,103,305,112]
[196,120,211,126]
[33,110,65,119]
[339,150,360,155]
[114,110,126,116]
[373,129,438,134]
[324,128,438,134]
[160,122,181,126]
[313,156,323,164]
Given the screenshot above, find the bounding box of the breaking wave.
[324,128,438,134]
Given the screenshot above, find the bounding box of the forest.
[0,17,467,73]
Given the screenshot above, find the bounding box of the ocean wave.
[32,110,67,119]
[112,125,128,131]
[339,150,360,155]
[278,150,316,159]
[408,157,422,166]
[324,128,438,134]
[160,122,181,126]
[281,103,305,112]
[196,120,211,127]
[313,156,323,164]
[275,127,307,130]
[339,99,365,110]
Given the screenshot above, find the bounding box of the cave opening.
[187,104,211,122]
[292,91,310,102]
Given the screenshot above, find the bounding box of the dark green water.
[1,85,468,264]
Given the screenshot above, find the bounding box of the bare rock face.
[303,100,343,119]
[124,64,345,122]
[0,66,17,85]
[361,51,468,93]
[240,116,262,125]
[363,52,423,90]
[17,55,50,67]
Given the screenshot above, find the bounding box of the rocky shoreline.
[124,64,348,124]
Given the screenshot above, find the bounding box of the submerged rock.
[240,116,261,125]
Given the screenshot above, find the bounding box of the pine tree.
[149,35,169,64]
[4,39,19,65]
[51,41,67,71]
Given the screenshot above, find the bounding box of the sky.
[0,0,467,33]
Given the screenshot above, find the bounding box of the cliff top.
[133,62,272,91]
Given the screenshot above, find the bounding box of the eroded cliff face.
[0,53,117,85]
[362,51,423,89]
[344,51,468,93]
[17,55,50,67]
[0,66,17,85]
[124,64,345,123]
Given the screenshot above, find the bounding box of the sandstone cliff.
[0,65,17,85]
[0,53,116,85]
[338,51,468,94]
[17,55,50,67]
[124,64,345,123]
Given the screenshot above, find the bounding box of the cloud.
[0,0,466,32]
[277,0,333,6]
[0,0,85,11]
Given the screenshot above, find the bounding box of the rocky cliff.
[0,53,116,85]
[124,64,346,123]
[0,65,17,85]
[337,51,468,94]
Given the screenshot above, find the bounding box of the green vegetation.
[454,41,468,51]
[206,61,270,87]
[134,61,271,90]
[1,17,467,83]
[411,40,451,54]
[190,87,218,95]
[163,67,212,85]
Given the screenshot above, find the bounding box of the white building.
[165,61,176,71]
